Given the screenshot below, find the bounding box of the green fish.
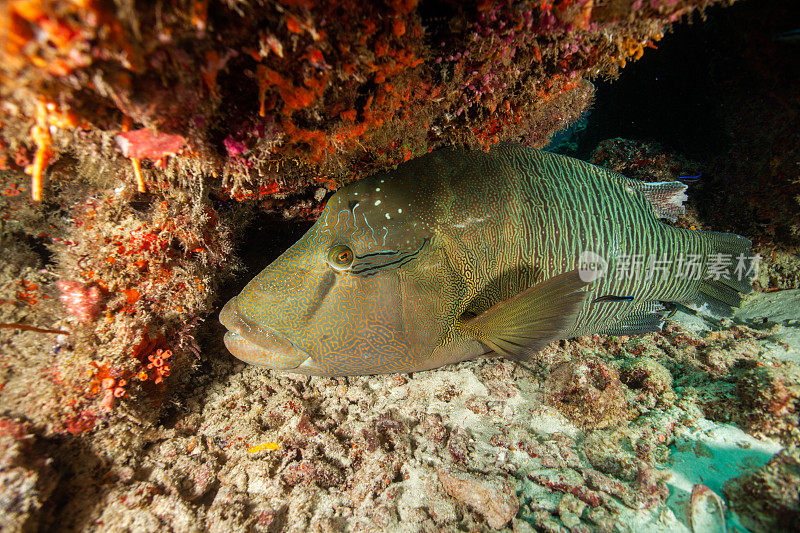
[220,143,752,376]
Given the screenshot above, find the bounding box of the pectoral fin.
[461,269,589,361]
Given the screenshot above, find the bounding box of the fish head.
[220,173,445,375]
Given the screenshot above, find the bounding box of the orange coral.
[23,97,82,201]
[259,67,327,113]
[286,15,304,34]
[121,116,145,193]
[25,99,52,202]
[88,362,128,413]
[1,0,136,76]
[99,377,127,413]
[146,349,173,384]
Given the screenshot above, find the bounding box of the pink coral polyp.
[57,280,103,323]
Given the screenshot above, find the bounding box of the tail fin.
[697,232,755,309]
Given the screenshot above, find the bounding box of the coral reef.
[1,264,799,532]
[0,179,235,434]
[0,0,799,531]
[0,0,721,199]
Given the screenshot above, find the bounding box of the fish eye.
[327,244,354,271]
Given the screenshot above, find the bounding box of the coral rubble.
[724,446,800,532]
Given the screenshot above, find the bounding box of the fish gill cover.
[0,0,799,531]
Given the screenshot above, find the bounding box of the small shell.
[687,484,726,533]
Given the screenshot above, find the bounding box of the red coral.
[529,472,603,508]
[64,411,97,435]
[115,128,186,160]
[0,418,29,439]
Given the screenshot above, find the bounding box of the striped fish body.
[220,143,751,376]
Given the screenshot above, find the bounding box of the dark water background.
[579,0,800,162]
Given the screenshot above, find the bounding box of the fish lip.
[218,297,241,332]
[219,297,286,345]
[219,297,308,366]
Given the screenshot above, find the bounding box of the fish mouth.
[219,297,310,368]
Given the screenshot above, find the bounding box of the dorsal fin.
[623,180,689,222]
